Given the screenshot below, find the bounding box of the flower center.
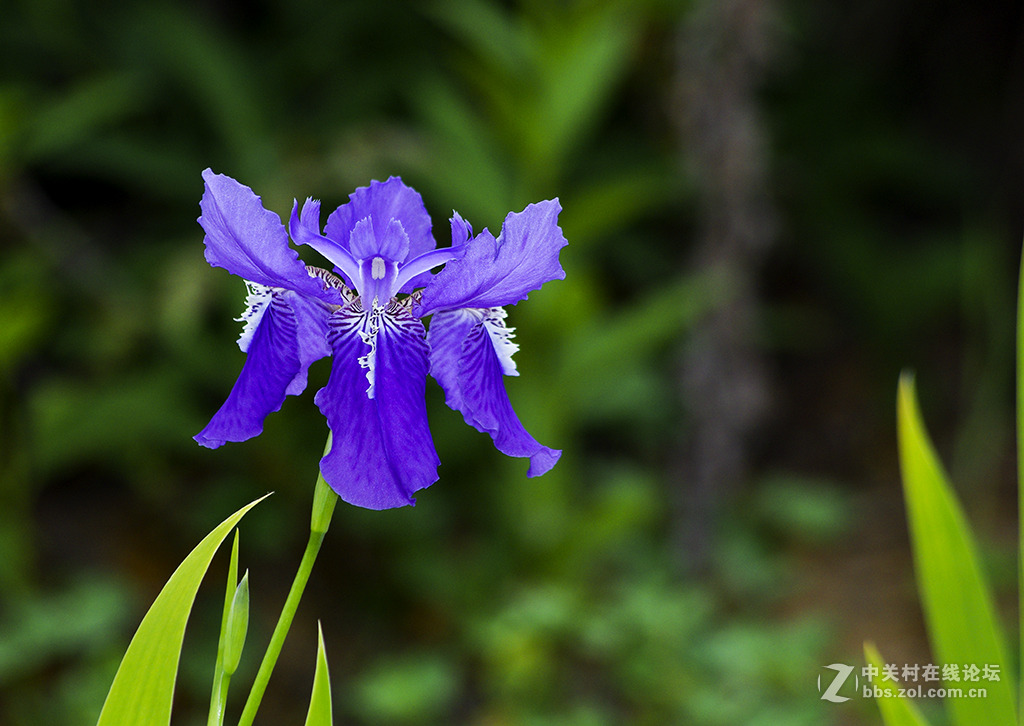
[371,256,386,280]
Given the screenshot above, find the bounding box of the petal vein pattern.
[427,308,560,477]
[196,292,303,448]
[199,169,330,301]
[316,302,439,509]
[417,200,566,315]
[480,307,519,376]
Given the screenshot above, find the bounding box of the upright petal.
[348,215,410,262]
[324,177,436,263]
[395,215,471,295]
[196,290,315,448]
[315,302,440,509]
[198,169,329,300]
[450,210,473,248]
[288,198,361,289]
[417,200,567,316]
[427,308,561,477]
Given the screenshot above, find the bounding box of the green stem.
[236,528,324,726]
[237,437,338,726]
[208,667,231,726]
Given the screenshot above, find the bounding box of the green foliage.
[0,580,128,683]
[304,624,334,726]
[869,376,1016,724]
[96,496,266,726]
[221,570,249,677]
[750,475,852,547]
[350,652,458,724]
[207,531,243,726]
[864,643,931,726]
[1017,244,1024,705]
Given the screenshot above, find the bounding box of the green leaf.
[896,374,1015,725]
[222,570,250,676]
[222,530,241,648]
[1016,241,1024,710]
[96,495,268,726]
[863,642,932,726]
[207,530,242,726]
[304,623,333,726]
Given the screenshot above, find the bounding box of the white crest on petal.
[480,306,520,376]
[235,281,275,353]
[357,303,383,399]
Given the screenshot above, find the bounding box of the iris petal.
[394,245,466,296]
[198,169,329,300]
[348,215,410,262]
[283,290,332,396]
[324,177,435,263]
[196,290,311,448]
[424,307,474,412]
[427,308,561,477]
[288,198,360,289]
[315,302,440,509]
[417,200,567,316]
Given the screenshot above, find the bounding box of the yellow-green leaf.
[864,642,932,726]
[304,622,333,726]
[96,494,268,726]
[1015,241,1024,710]
[897,375,1015,725]
[222,570,250,676]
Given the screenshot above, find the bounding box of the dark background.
[2,0,1023,723]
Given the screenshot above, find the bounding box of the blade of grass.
[1016,241,1024,714]
[97,494,268,726]
[207,530,241,726]
[897,374,1015,725]
[303,622,333,726]
[864,642,932,726]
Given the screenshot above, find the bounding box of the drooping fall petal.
[427,308,560,477]
[196,290,319,448]
[315,302,440,508]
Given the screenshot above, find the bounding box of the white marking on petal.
[480,307,520,376]
[357,304,383,399]
[371,256,386,280]
[235,282,275,353]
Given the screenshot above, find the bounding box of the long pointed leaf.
[1016,241,1024,708]
[97,494,268,726]
[896,375,1015,725]
[304,622,333,726]
[864,642,932,726]
[207,530,242,726]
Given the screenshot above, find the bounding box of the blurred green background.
[2,0,1022,724]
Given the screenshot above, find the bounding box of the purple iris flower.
[194,169,567,509]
